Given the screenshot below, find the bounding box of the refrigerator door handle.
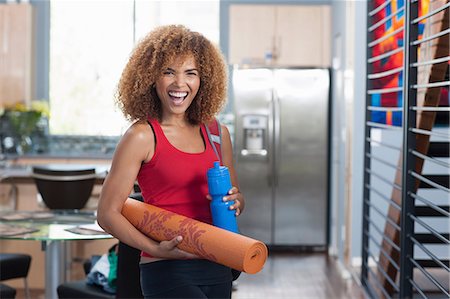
[273,89,280,187]
[268,90,275,188]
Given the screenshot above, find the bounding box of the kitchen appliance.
[232,67,330,246]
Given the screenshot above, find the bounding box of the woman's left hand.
[206,186,245,216]
[224,186,245,216]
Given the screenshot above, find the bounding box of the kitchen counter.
[2,134,119,160]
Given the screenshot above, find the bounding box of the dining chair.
[0,283,16,299]
[32,165,97,210]
[0,253,32,299]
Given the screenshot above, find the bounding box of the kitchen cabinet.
[229,4,331,67]
[0,3,34,106]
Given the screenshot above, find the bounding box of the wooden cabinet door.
[228,4,331,67]
[275,5,331,67]
[0,4,33,107]
[229,4,276,65]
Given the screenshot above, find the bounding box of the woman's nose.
[173,74,187,86]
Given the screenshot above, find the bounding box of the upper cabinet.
[229,4,331,67]
[0,3,34,106]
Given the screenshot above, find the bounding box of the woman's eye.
[163,70,174,75]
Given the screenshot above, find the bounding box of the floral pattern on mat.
[136,210,218,262]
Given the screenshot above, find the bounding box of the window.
[49,0,220,136]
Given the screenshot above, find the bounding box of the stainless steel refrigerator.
[232,67,330,247]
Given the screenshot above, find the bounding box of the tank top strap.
[199,124,212,151]
[147,119,168,154]
[148,118,163,135]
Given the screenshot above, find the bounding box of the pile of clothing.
[86,244,118,294]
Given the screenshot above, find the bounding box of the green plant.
[2,101,50,137]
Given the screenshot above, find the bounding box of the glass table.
[0,210,113,299]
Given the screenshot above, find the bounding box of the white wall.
[329,0,367,271]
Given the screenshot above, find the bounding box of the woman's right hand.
[155,236,198,259]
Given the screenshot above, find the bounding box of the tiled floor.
[18,253,364,299]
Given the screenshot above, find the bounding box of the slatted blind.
[362,0,449,298]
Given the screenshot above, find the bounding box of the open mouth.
[168,91,188,105]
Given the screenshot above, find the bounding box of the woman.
[97,25,244,299]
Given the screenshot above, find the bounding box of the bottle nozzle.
[213,161,220,169]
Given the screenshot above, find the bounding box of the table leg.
[8,183,18,210]
[43,240,66,299]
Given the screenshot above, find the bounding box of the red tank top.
[137,119,218,257]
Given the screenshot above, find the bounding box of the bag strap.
[205,118,222,164]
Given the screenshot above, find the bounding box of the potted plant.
[1,101,50,154]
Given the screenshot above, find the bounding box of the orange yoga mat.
[121,198,268,274]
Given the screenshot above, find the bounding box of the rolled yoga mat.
[121,198,268,274]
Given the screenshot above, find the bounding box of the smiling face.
[155,55,200,119]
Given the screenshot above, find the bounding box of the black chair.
[57,241,143,299]
[0,283,16,299]
[32,165,97,210]
[0,253,32,299]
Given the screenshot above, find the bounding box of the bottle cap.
[207,161,229,178]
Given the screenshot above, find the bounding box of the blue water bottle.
[207,161,239,233]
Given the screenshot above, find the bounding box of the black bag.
[231,269,241,281]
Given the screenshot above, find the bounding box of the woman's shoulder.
[114,120,155,162]
[220,123,230,138]
[121,120,154,145]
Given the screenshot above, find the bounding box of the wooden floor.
[232,252,364,299]
[16,253,364,299]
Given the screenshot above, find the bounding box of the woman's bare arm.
[97,122,196,259]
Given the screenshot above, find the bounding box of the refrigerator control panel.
[242,114,267,129]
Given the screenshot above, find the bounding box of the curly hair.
[116,25,228,124]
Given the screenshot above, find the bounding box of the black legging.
[145,282,232,299]
[140,259,233,299]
